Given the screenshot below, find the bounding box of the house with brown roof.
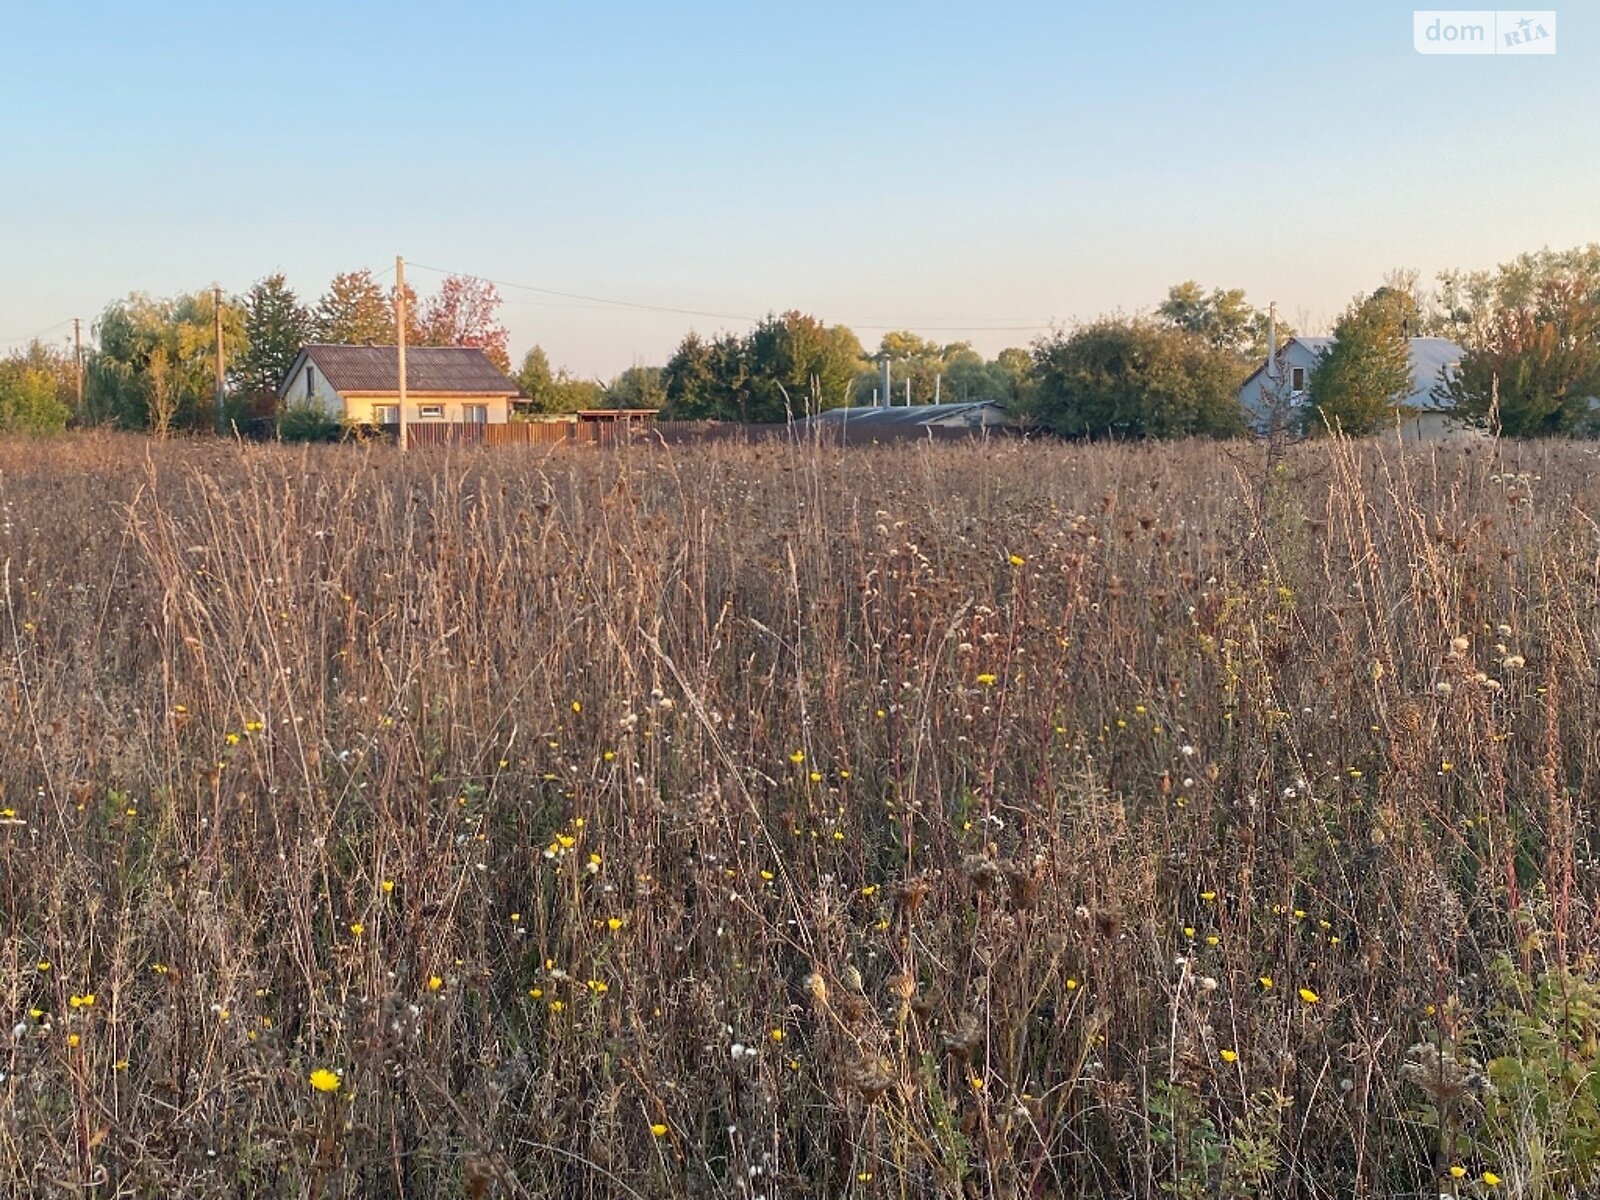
[278,344,522,427]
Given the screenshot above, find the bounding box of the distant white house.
[1237,336,1469,440]
[279,344,521,427]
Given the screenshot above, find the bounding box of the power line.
[406,261,758,323]
[403,261,1055,335]
[0,318,74,348]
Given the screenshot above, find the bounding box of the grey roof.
[1404,337,1466,410]
[1239,336,1465,412]
[282,344,518,398]
[805,400,1008,427]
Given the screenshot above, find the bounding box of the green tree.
[87,291,247,431]
[1303,292,1414,435]
[313,270,408,345]
[1158,282,1284,360]
[516,346,556,412]
[604,365,666,410]
[237,274,311,403]
[1024,318,1245,440]
[548,370,605,413]
[1438,279,1600,436]
[663,315,864,422]
[0,359,71,433]
[743,312,864,420]
[1436,244,1600,337]
[662,332,735,419]
[992,347,1033,405]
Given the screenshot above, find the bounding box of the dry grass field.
[4,432,1600,1198]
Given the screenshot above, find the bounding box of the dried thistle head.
[845,1053,897,1102]
[804,971,829,1009]
[959,855,1002,892]
[941,1011,983,1062]
[887,972,917,1002]
[1003,861,1042,911]
[1399,1042,1491,1108]
[889,873,933,919]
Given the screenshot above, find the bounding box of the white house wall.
[281,359,346,419]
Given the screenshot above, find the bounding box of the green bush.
[276,403,344,442]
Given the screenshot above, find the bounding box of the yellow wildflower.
[308,1068,341,1093]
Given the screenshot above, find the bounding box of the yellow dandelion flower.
[607,917,624,931]
[770,1029,784,1041]
[427,976,444,992]
[36,961,50,973]
[1200,891,1217,902]
[67,1033,82,1048]
[381,879,394,893]
[1219,1049,1238,1063]
[1258,976,1273,990]
[975,673,998,686]
[1298,987,1321,1004]
[571,701,582,713]
[1449,1166,1466,1179]
[349,922,364,937]
[1483,1172,1501,1186]
[308,1068,341,1093]
[650,1123,668,1137]
[789,750,805,764]
[1008,554,1025,567]
[760,870,775,882]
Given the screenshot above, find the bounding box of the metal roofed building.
[1237,336,1469,440]
[804,400,1013,437]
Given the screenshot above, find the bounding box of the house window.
[1290,366,1307,393]
[419,404,444,420]
[373,405,398,426]
[463,404,488,425]
[306,366,315,399]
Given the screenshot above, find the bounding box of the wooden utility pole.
[213,287,226,435]
[72,318,83,417]
[396,256,408,452]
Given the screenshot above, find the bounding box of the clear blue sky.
[2,0,1594,377]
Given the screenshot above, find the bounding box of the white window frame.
[418,404,445,420]
[306,366,316,399]
[463,403,488,425]
[373,404,398,426]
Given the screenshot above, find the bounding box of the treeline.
[73,271,512,435]
[642,245,1600,440]
[2,243,1596,438]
